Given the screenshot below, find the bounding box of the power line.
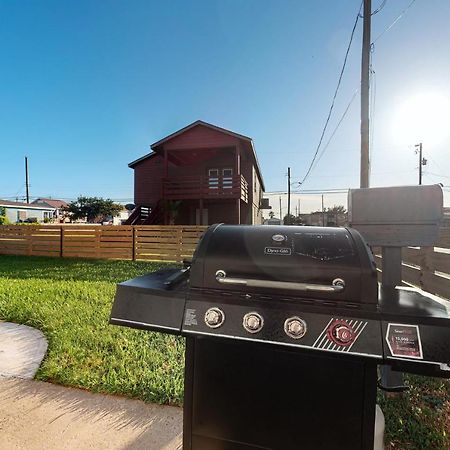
[265,189,350,195]
[310,88,359,174]
[371,0,387,16]
[360,0,387,17]
[260,143,417,155]
[298,2,362,188]
[372,0,417,44]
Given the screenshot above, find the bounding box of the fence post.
[420,246,434,292]
[26,227,32,256]
[60,226,64,257]
[95,227,101,258]
[132,226,136,261]
[178,227,183,264]
[381,247,402,287]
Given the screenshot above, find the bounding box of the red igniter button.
[327,320,355,346]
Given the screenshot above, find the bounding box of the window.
[222,168,233,189]
[208,169,219,189]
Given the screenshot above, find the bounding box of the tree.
[326,205,347,215]
[283,213,296,225]
[283,213,303,225]
[317,205,347,227]
[64,196,123,223]
[0,207,10,225]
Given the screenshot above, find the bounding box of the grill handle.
[215,270,345,293]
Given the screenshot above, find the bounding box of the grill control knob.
[243,312,264,334]
[284,317,307,339]
[327,320,355,346]
[204,307,225,329]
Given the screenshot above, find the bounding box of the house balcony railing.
[162,175,249,203]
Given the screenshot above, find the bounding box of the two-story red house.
[126,120,265,225]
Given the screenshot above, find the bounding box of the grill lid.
[190,224,378,305]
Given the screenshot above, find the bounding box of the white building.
[31,198,68,220]
[0,200,56,223]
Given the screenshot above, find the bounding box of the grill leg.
[183,337,195,450]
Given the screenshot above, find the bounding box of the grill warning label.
[386,323,423,359]
[184,309,198,326]
[264,247,291,256]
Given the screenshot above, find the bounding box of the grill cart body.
[111,223,450,450]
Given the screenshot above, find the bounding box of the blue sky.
[1,0,449,213]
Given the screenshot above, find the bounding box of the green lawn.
[0,255,448,448]
[0,255,184,405]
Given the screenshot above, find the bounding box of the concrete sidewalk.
[0,378,182,450]
[0,322,48,379]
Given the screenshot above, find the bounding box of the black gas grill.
[110,224,450,450]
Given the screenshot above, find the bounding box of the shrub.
[0,206,10,225]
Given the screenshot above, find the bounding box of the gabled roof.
[150,120,252,150]
[0,199,55,210]
[128,151,157,168]
[128,120,265,190]
[32,198,68,209]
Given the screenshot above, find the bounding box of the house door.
[196,208,208,225]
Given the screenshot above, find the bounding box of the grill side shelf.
[110,270,187,335]
[381,321,450,378]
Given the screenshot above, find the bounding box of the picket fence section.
[373,228,450,300]
[0,225,207,263]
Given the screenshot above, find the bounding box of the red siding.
[134,155,163,206]
[164,125,239,150]
[167,149,236,178]
[205,200,239,224]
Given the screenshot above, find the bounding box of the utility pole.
[287,167,291,224]
[279,196,282,223]
[298,198,300,216]
[25,156,30,203]
[415,143,426,185]
[360,0,371,188]
[321,194,325,227]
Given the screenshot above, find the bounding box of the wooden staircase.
[125,202,164,225]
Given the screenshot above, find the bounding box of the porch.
[162,174,249,202]
[169,198,250,226]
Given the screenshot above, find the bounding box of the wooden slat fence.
[2,225,449,297]
[134,226,205,262]
[373,228,450,300]
[0,225,207,263]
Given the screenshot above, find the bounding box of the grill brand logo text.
[264,247,291,256]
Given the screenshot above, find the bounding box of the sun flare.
[391,91,450,146]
